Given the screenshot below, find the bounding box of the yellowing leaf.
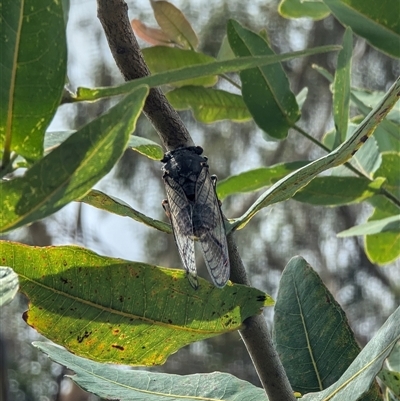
[1,241,273,366]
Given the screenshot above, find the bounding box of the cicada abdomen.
[161,146,230,289]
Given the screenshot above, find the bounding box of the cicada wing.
[194,168,230,288]
[163,176,199,289]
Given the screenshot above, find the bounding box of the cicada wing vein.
[194,168,230,288]
[163,176,199,289]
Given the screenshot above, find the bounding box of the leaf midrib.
[20,272,226,335]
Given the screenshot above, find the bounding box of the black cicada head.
[162,146,207,201]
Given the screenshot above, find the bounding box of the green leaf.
[293,176,385,206]
[296,87,309,110]
[379,369,400,398]
[227,20,300,140]
[351,89,400,124]
[34,341,269,400]
[322,0,400,58]
[0,86,149,233]
[0,0,67,160]
[302,305,400,400]
[217,161,309,200]
[278,0,331,20]
[141,47,217,87]
[232,77,400,230]
[273,257,362,392]
[151,0,198,50]
[373,152,400,199]
[332,27,353,146]
[44,133,163,161]
[166,86,251,123]
[0,266,19,307]
[1,241,273,366]
[324,118,382,175]
[79,189,172,234]
[350,91,400,154]
[364,153,400,264]
[73,44,341,102]
[127,136,163,160]
[217,35,235,61]
[338,215,400,237]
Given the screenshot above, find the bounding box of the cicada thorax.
[162,147,207,193]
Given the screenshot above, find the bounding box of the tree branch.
[228,234,296,401]
[97,0,193,150]
[97,1,295,399]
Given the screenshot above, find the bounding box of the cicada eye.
[194,146,203,155]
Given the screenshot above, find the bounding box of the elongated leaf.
[0,266,19,307]
[142,47,217,87]
[333,27,353,146]
[323,0,400,58]
[34,342,269,400]
[338,215,400,237]
[79,189,172,233]
[2,241,272,366]
[127,136,163,160]
[217,161,309,200]
[166,86,251,123]
[0,0,67,160]
[278,0,331,20]
[131,19,173,46]
[351,89,400,124]
[324,118,382,175]
[273,257,381,398]
[293,176,384,205]
[44,133,163,160]
[232,77,400,230]
[302,305,400,400]
[0,86,149,233]
[151,0,198,50]
[227,20,300,140]
[73,45,341,102]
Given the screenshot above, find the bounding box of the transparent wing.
[163,176,199,289]
[194,168,230,288]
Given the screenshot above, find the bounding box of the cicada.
[161,146,230,289]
